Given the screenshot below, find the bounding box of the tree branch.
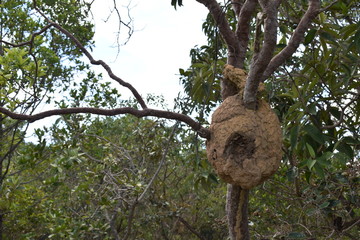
[196,0,244,98]
[123,199,138,240]
[231,0,244,17]
[235,0,257,69]
[243,0,281,109]
[178,216,207,240]
[196,0,241,67]
[0,24,53,48]
[262,0,321,81]
[1,4,212,143]
[0,106,211,139]
[34,7,148,109]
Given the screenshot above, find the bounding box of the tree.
[0,0,359,239]
[0,0,96,238]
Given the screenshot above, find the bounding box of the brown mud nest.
[206,65,283,189]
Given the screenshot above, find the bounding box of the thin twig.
[138,122,179,201]
[34,6,148,109]
[343,218,360,232]
[178,216,207,240]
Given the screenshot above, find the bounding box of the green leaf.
[329,107,341,120]
[303,124,326,144]
[340,24,358,40]
[313,162,325,179]
[306,207,317,216]
[307,159,316,170]
[306,143,316,158]
[333,152,349,166]
[319,12,326,24]
[336,142,354,159]
[290,125,299,150]
[355,29,360,54]
[319,201,330,209]
[305,171,312,183]
[342,136,360,145]
[320,31,339,45]
[44,0,56,6]
[316,152,332,167]
[304,29,317,45]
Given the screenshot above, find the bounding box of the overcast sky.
[91,0,209,104]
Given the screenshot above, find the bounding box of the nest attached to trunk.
[206,66,282,189]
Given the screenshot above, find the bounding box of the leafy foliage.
[3,107,227,239]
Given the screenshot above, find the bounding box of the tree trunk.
[223,53,250,240]
[227,185,250,240]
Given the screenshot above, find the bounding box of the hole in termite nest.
[223,132,255,168]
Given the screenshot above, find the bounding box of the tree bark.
[227,185,250,240]
[243,0,281,109]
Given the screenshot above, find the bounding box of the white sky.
[26,0,209,140]
[90,0,208,104]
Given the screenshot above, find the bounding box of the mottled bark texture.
[227,185,249,240]
[243,0,281,109]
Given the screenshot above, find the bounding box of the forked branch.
[262,0,321,81]
[243,0,281,109]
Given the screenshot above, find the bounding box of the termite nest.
[206,65,283,189]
